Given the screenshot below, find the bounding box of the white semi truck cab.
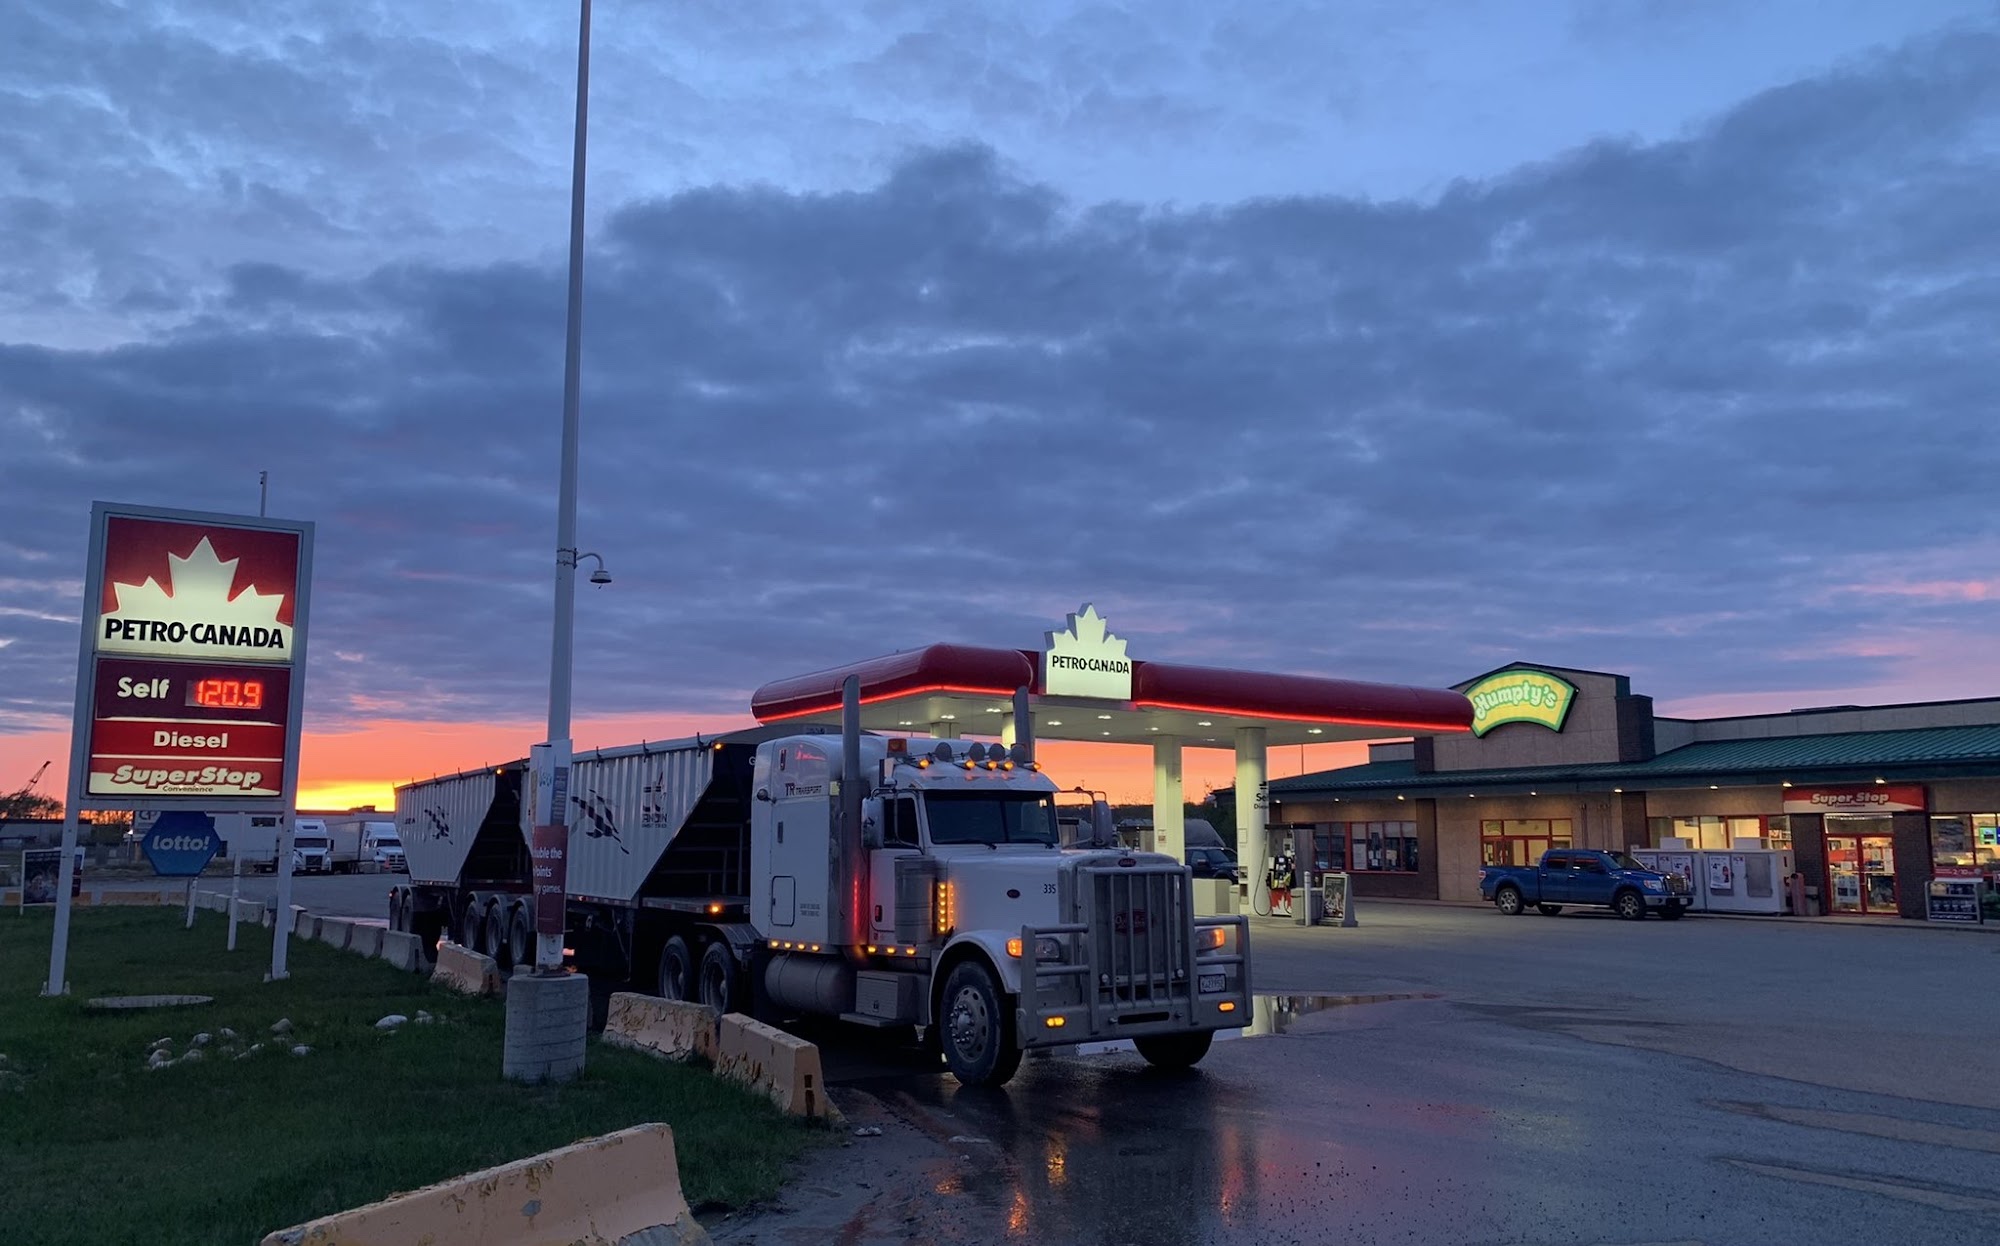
[749,685,1251,1084]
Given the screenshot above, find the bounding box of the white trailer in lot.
[388,687,1251,1086]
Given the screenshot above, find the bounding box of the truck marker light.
[1218,1001,1237,1012]
[707,903,723,915]
[905,947,918,956]
[917,758,931,769]
[1006,937,1023,957]
[1045,1016,1065,1028]
[810,944,822,952]
[1199,927,1227,951]
[961,760,975,770]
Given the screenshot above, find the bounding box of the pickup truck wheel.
[941,961,1022,1087]
[1494,886,1525,916]
[658,936,695,1001]
[1614,889,1647,921]
[1536,904,1563,916]
[698,942,738,1015]
[1135,1030,1215,1072]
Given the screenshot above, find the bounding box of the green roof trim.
[1269,724,2000,797]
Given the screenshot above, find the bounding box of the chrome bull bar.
[1018,865,1251,1044]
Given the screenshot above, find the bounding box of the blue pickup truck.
[1480,849,1692,920]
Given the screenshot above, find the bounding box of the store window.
[1646,814,1789,850]
[1348,821,1419,873]
[1481,819,1573,867]
[1930,814,2000,876]
[1308,825,1344,873]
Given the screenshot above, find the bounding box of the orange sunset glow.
[0,713,1372,818]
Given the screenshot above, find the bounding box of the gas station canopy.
[750,616,1472,749]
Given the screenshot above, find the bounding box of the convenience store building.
[1264,663,2000,921]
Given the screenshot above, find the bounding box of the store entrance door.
[1825,829,1898,915]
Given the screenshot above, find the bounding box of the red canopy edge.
[1131,660,1473,733]
[752,644,1036,721]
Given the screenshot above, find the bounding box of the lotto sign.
[70,504,314,811]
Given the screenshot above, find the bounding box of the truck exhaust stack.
[837,674,864,951]
[1012,685,1034,765]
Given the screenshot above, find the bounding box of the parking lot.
[723,903,2000,1245]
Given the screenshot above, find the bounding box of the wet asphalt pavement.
[714,905,2000,1246]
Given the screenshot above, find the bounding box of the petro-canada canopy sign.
[1042,604,1133,700]
[70,503,314,809]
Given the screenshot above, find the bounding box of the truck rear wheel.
[1494,886,1525,916]
[940,960,1022,1087]
[1134,1030,1214,1072]
[698,942,737,1016]
[658,936,695,1001]
[1614,889,1647,921]
[479,903,509,965]
[1536,904,1563,916]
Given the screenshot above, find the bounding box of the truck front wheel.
[1494,886,1525,916]
[940,961,1022,1087]
[1135,1030,1214,1072]
[1614,890,1647,921]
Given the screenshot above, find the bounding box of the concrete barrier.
[1,889,17,906]
[234,897,265,924]
[714,1012,837,1121]
[603,992,720,1063]
[316,917,354,951]
[347,924,385,958]
[432,941,501,996]
[379,930,425,972]
[257,1122,708,1246]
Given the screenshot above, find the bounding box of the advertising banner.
[1782,785,1926,815]
[70,504,312,812]
[20,849,81,906]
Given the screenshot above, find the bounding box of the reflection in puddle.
[1053,993,1441,1056]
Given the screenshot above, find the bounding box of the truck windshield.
[924,793,1059,846]
[1610,852,1646,871]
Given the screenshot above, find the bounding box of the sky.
[5,0,2000,811]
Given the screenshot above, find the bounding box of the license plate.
[1199,973,1225,993]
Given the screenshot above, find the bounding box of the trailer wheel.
[457,901,484,950]
[698,942,737,1016]
[658,936,695,1001]
[940,960,1022,1087]
[504,904,532,967]
[1134,1030,1214,1072]
[480,903,509,965]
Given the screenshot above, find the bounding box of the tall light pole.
[507,0,593,1086]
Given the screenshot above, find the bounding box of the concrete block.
[347,924,385,958]
[234,897,264,924]
[1193,878,1239,916]
[258,1122,708,1246]
[503,970,589,1084]
[379,930,425,972]
[316,917,354,950]
[292,909,319,940]
[432,941,502,996]
[603,992,720,1063]
[714,1012,837,1121]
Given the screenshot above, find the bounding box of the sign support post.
[226,852,243,950]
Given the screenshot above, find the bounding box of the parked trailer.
[387,694,1251,1087]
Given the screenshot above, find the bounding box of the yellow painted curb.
[602,992,720,1062]
[259,1122,709,1246]
[715,1012,840,1122]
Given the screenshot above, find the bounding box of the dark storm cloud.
[6,26,2000,735]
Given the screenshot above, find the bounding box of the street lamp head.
[588,566,612,586]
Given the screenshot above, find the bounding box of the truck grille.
[1086,867,1190,1014]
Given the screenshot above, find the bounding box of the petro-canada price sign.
[69,503,314,810]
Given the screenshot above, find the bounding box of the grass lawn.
[0,907,824,1246]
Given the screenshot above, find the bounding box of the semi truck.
[387,685,1252,1086]
[326,815,403,873]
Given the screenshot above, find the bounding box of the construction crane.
[2,760,52,818]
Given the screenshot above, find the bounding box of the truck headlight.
[1035,936,1065,962]
[1642,878,1665,892]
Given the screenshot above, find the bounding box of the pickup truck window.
[1577,857,1608,875]
[1608,852,1646,872]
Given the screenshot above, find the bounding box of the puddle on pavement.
[1053,992,1443,1057]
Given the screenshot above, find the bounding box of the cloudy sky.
[5,0,2000,806]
